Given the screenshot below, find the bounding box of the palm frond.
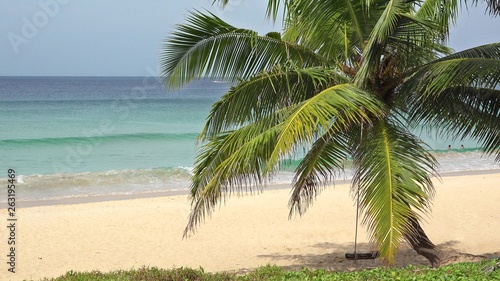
[289,129,352,217]
[161,10,324,88]
[186,83,386,235]
[406,86,500,161]
[288,0,366,45]
[400,45,500,157]
[355,0,410,88]
[416,0,459,35]
[187,121,282,236]
[200,66,349,140]
[264,84,386,173]
[417,58,500,94]
[387,14,451,66]
[401,43,500,98]
[352,119,438,264]
[265,0,288,21]
[433,42,500,61]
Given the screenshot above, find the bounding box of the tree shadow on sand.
[437,241,500,266]
[252,241,500,273]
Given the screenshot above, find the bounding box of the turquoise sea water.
[0,76,498,202]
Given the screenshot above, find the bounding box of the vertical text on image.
[6,169,17,273]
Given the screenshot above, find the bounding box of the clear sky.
[1,0,499,76]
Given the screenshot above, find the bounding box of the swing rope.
[345,124,379,262]
[354,184,360,264]
[354,123,363,264]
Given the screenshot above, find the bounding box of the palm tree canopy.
[162,0,500,264]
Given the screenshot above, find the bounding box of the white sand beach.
[1,171,499,281]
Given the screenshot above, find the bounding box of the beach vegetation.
[39,259,500,280]
[161,0,500,266]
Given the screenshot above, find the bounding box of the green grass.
[37,259,500,281]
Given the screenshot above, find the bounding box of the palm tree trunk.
[404,216,440,267]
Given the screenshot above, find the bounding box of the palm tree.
[161,0,500,266]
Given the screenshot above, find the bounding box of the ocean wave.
[0,167,194,202]
[0,132,199,146]
[1,150,497,202]
[13,167,192,187]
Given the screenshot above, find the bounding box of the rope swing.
[345,124,379,262]
[344,181,380,261]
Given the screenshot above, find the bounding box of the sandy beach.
[1,170,499,281]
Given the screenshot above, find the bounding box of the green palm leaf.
[352,119,438,264]
[407,86,500,160]
[355,0,410,88]
[400,43,500,159]
[289,129,352,217]
[264,84,386,173]
[401,44,500,109]
[187,121,282,236]
[283,0,369,54]
[416,0,459,35]
[186,83,386,235]
[200,65,348,140]
[161,10,324,88]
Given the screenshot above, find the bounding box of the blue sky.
[1,0,499,76]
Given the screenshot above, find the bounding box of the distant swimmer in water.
[461,144,465,149]
[448,145,451,150]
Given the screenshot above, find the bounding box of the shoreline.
[1,171,499,280]
[14,168,500,208]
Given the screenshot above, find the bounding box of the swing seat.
[345,251,380,260]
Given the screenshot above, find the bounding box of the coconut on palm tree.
[161,0,500,266]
